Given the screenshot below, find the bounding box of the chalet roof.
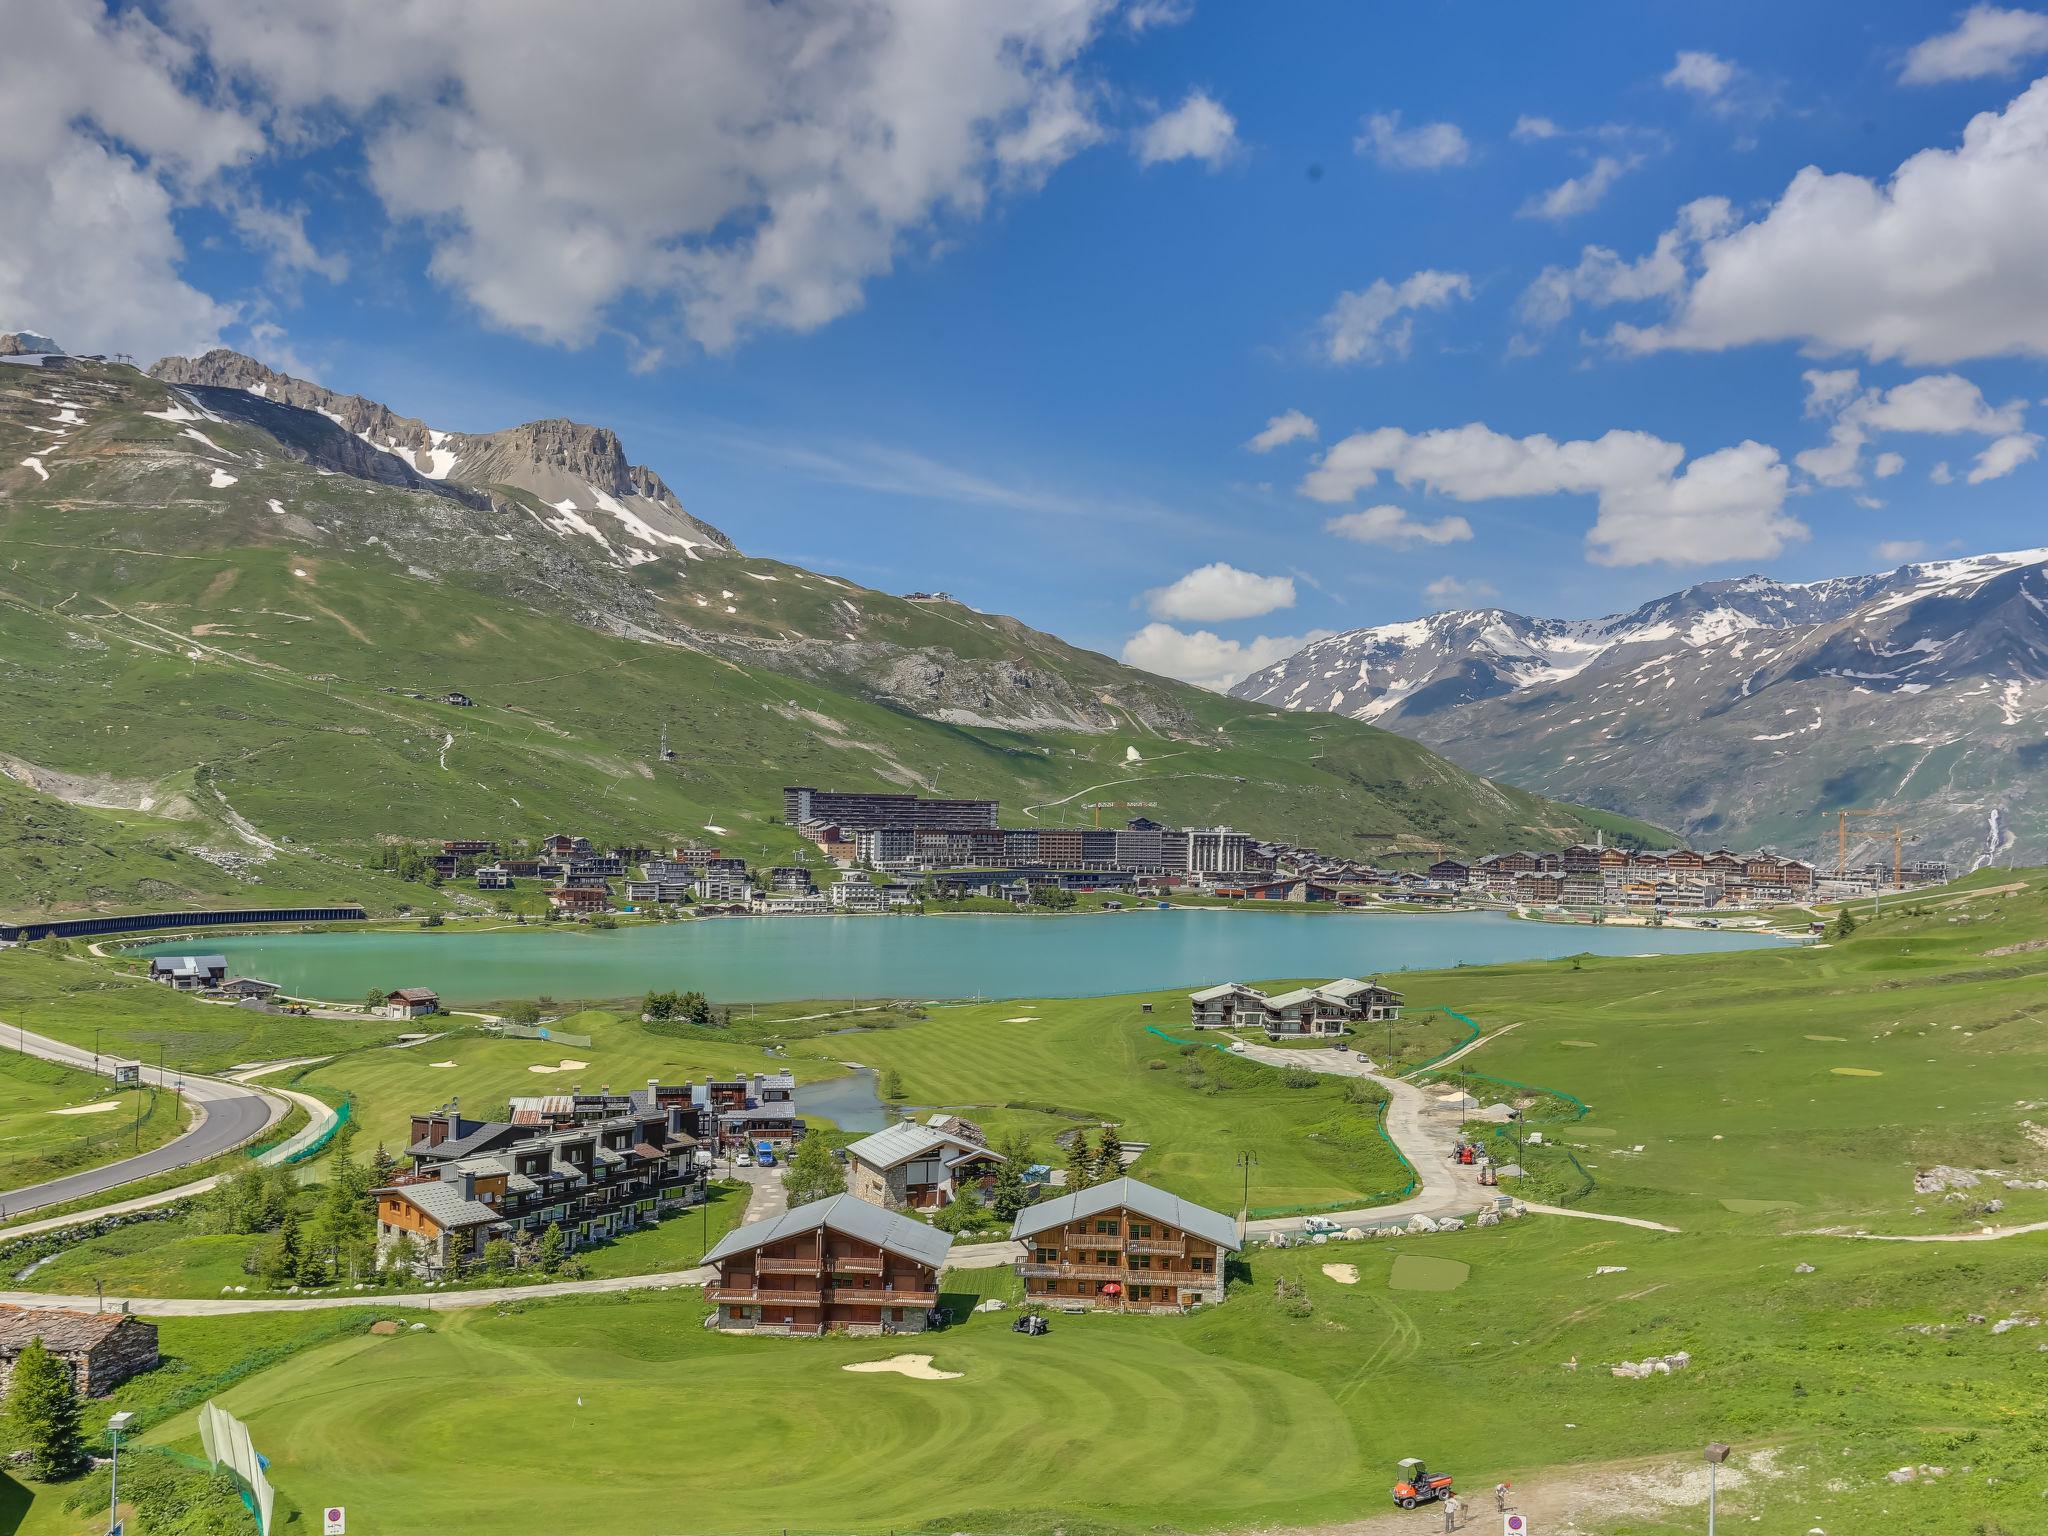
[408,1121,516,1161]
[844,1122,1003,1172]
[1263,987,1318,1009]
[1189,982,1262,1002]
[149,954,226,976]
[1009,1176,1240,1253]
[388,987,440,1004]
[376,1179,500,1232]
[702,1193,955,1270]
[1314,977,1375,999]
[0,1303,147,1356]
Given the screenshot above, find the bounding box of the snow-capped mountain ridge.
[1233,547,2048,866]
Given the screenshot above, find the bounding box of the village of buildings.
[413,783,1950,929]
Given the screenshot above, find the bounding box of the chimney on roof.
[459,1168,476,1201]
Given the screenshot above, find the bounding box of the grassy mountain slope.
[0,355,1660,918]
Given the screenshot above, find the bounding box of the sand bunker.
[842,1354,960,1381]
[1805,1034,1846,1042]
[1003,1017,1037,1024]
[526,1059,592,1075]
[49,1101,123,1116]
[428,1060,458,1069]
[1559,1039,1598,1048]
[1831,1067,1883,1077]
[1390,1254,1470,1292]
[1321,1263,1359,1284]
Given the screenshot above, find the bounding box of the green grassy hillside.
[0,357,1664,919]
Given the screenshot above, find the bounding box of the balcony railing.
[825,1253,884,1275]
[757,1256,824,1276]
[825,1287,937,1306]
[1021,1261,1217,1286]
[707,1286,823,1307]
[1125,1237,1185,1257]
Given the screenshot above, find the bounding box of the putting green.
[1831,1067,1884,1077]
[1720,1197,1798,1213]
[1388,1253,1470,1291]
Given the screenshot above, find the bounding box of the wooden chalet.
[1010,1177,1238,1313]
[702,1194,953,1336]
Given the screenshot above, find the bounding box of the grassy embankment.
[0,1050,186,1195]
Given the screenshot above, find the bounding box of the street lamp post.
[1704,1442,1732,1536]
[106,1409,135,1535]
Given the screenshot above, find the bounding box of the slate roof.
[408,1121,516,1161]
[149,955,226,977]
[1188,982,1262,1002]
[1009,1177,1240,1252]
[379,1179,502,1231]
[702,1193,954,1270]
[844,1122,1000,1172]
[0,1303,145,1355]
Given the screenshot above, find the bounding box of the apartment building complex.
[783,786,999,831]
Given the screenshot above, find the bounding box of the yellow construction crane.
[1822,809,1916,884]
[1081,799,1158,828]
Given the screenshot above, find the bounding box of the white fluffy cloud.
[1663,51,1736,100]
[1516,197,1733,332]
[1519,154,1639,221]
[1246,409,1317,453]
[1607,76,2048,364]
[160,0,1128,354]
[0,3,265,358]
[1874,451,1906,478]
[1794,367,2029,485]
[1300,422,1800,568]
[1136,89,1237,168]
[1355,111,1470,170]
[1324,504,1474,547]
[1968,431,2042,481]
[1424,575,1499,604]
[1121,622,1332,691]
[1144,562,1296,622]
[1317,269,1471,365]
[1901,6,2048,83]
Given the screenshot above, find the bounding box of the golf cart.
[1391,1458,1454,1509]
[1012,1314,1050,1336]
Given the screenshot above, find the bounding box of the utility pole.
[1235,1150,1258,1219]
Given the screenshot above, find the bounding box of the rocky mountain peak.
[0,332,64,357]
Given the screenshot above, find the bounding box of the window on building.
[1136,1285,1153,1299]
[1036,1248,1058,1264]
[1094,1218,1119,1234]
[1129,1222,1152,1238]
[1096,1250,1117,1265]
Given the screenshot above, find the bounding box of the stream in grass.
[130,908,1790,1006]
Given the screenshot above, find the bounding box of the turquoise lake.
[132,909,1790,1006]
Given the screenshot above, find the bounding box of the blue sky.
[10,2,2048,687]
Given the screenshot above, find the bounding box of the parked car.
[735,1150,754,1167]
[1301,1215,1343,1237]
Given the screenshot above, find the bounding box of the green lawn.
[106,1218,2048,1536]
[787,991,1412,1212]
[0,1049,185,1195]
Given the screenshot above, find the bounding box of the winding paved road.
[0,1024,289,1219]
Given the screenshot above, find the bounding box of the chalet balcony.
[756,1256,824,1276]
[1020,1260,1126,1281]
[1125,1237,1186,1257]
[825,1287,937,1306]
[708,1286,823,1307]
[825,1253,884,1275]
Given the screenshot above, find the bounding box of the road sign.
[1504,1514,1528,1534]
[323,1509,346,1535]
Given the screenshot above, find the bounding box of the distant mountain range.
[0,336,1652,914]
[1231,552,2048,867]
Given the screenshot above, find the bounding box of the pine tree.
[4,1339,83,1479]
[1063,1131,1096,1192]
[538,1222,567,1272]
[1833,905,1858,940]
[262,1211,302,1286]
[1094,1123,1124,1183]
[989,1153,1031,1220]
[782,1133,846,1207]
